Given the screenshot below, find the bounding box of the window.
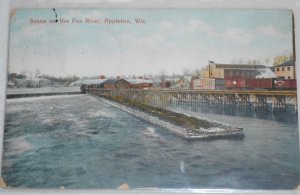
[282,67,285,71]
[288,76,291,79]
[277,68,280,71]
[287,67,291,71]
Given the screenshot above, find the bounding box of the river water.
[2,94,300,189]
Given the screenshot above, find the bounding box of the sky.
[9,9,293,77]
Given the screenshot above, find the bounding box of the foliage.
[273,54,293,66]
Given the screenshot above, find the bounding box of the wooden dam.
[87,88,298,111]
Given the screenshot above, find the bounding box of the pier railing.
[87,88,297,111]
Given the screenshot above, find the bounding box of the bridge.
[87,88,298,111]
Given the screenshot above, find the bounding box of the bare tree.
[273,54,290,66]
[264,57,270,66]
[35,69,40,78]
[182,68,192,76]
[159,70,166,82]
[195,68,201,76]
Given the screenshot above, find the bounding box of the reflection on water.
[2,94,300,189]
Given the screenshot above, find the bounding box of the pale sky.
[9,9,293,77]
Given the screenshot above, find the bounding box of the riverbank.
[6,87,82,99]
[93,95,244,140]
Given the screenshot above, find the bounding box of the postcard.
[2,8,299,190]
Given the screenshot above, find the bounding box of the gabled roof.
[276,60,294,67]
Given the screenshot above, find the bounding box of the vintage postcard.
[3,8,299,190]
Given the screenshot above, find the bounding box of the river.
[2,94,300,189]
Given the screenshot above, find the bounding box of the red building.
[102,79,130,89]
[126,79,153,89]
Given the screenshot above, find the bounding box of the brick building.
[200,61,266,79]
[274,60,296,79]
[102,79,130,89]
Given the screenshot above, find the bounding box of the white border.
[1,0,300,194]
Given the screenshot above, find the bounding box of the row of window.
[224,70,257,77]
[278,76,292,79]
[194,79,225,85]
[276,67,291,71]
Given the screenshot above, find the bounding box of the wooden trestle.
[87,89,297,111]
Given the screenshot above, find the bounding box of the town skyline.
[9,9,293,77]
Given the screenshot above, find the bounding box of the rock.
[118,183,130,190]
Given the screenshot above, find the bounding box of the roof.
[101,79,117,85]
[70,79,107,85]
[256,68,276,79]
[276,60,294,67]
[223,68,260,71]
[214,64,266,69]
[126,79,152,84]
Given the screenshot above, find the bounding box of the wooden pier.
[87,88,297,111]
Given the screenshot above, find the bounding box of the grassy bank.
[102,95,223,131]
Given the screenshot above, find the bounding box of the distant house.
[160,81,171,88]
[31,78,52,87]
[177,76,199,89]
[126,79,153,89]
[193,78,225,90]
[160,78,179,88]
[14,79,28,88]
[70,79,107,88]
[13,78,52,88]
[274,60,296,79]
[116,79,131,89]
[177,76,192,89]
[102,79,130,89]
[193,78,215,90]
